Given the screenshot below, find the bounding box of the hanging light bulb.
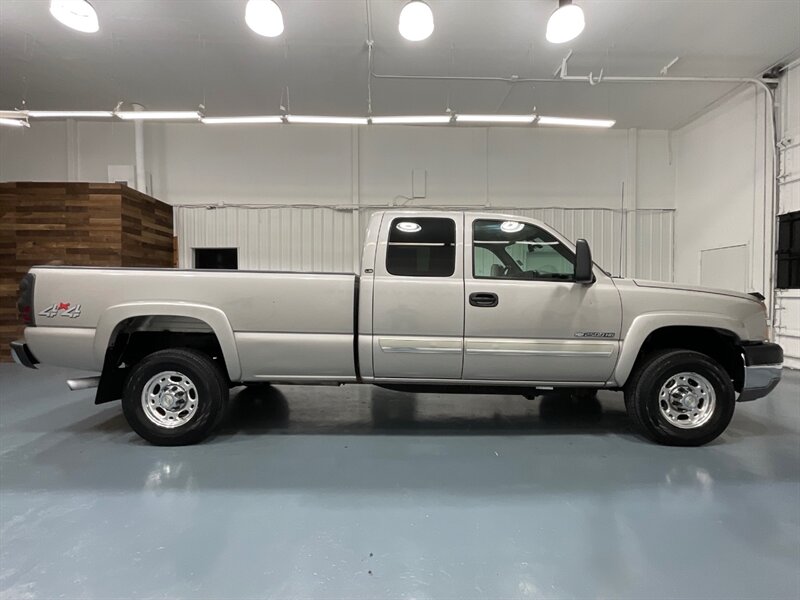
[500,221,524,233]
[245,0,284,37]
[49,0,99,33]
[546,0,585,44]
[399,1,434,42]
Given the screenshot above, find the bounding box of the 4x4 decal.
[39,302,82,319]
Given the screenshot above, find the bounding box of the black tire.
[122,348,229,446]
[624,349,735,446]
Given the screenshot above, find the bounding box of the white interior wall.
[0,122,69,181]
[143,123,674,211]
[673,86,770,295]
[144,124,352,206]
[75,122,136,183]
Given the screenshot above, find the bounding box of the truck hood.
[630,279,761,303]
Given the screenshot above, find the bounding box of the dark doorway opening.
[194,248,238,270]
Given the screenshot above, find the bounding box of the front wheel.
[624,349,735,446]
[122,348,229,445]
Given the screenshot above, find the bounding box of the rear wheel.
[122,348,229,445]
[624,349,735,446]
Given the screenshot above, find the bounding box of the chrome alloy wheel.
[658,371,717,429]
[141,371,199,429]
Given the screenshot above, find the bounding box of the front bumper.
[10,341,38,369]
[738,342,783,402]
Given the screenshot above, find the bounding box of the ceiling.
[1,0,798,129]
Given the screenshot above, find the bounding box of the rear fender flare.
[94,302,242,381]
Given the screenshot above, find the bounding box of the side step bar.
[66,377,101,391]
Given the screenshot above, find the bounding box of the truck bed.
[26,266,358,381]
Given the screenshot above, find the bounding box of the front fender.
[94,302,242,381]
[614,312,745,386]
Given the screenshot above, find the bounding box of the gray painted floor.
[0,364,798,600]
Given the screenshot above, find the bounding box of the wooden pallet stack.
[0,182,174,362]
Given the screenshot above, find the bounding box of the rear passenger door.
[371,213,464,379]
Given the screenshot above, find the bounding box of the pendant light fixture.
[398,1,434,41]
[546,0,585,44]
[245,0,284,37]
[49,0,99,33]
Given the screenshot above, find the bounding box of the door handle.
[469,292,499,307]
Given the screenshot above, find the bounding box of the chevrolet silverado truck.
[11,211,783,446]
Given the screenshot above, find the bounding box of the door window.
[386,217,456,277]
[473,219,574,280]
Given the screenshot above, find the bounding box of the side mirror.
[574,239,594,283]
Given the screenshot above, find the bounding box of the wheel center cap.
[162,393,175,409]
[682,394,697,409]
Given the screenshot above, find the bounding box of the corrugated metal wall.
[176,207,357,272]
[499,207,673,280]
[176,205,674,280]
[634,210,675,281]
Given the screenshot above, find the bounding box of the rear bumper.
[10,341,39,369]
[738,342,783,402]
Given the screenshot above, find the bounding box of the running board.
[66,377,101,391]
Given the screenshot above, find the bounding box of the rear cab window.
[386,217,456,277]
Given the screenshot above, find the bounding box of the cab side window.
[473,219,575,281]
[386,217,456,277]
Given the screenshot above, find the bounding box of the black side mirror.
[574,239,593,283]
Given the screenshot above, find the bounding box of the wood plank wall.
[0,182,174,362]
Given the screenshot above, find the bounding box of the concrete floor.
[0,364,798,600]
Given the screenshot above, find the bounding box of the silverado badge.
[575,331,615,338]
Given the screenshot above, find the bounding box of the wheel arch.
[615,313,746,389]
[94,302,241,382]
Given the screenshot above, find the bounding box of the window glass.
[387,217,456,277]
[473,219,575,280]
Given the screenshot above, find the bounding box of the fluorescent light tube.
[371,115,451,125]
[0,118,30,128]
[455,114,535,124]
[28,111,113,118]
[201,116,284,124]
[286,115,368,125]
[115,111,201,121]
[537,116,615,128]
[0,111,28,119]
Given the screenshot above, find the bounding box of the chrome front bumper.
[739,364,782,402]
[738,342,783,402]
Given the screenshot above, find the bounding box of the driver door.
[463,214,621,383]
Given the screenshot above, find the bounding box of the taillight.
[17,273,35,326]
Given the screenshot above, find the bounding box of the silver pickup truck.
[12,210,783,446]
